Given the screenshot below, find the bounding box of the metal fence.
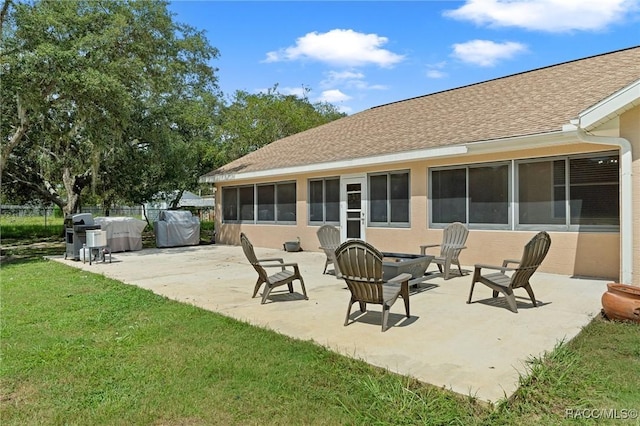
[80,206,145,219]
[1,205,57,217]
[0,205,214,224]
[79,206,214,222]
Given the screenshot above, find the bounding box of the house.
[200,46,640,285]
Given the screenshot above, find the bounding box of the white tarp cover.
[94,216,146,252]
[154,210,200,248]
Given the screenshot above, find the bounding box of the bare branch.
[5,167,65,209]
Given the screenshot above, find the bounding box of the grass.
[0,215,65,240]
[1,259,485,425]
[491,321,640,424]
[1,224,639,425]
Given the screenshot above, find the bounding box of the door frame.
[340,174,367,241]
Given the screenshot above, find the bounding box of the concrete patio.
[52,243,609,403]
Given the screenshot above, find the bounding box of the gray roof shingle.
[204,46,640,178]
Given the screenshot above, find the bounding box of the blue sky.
[168,0,640,114]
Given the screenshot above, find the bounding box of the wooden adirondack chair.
[467,231,551,313]
[420,222,469,280]
[334,240,412,332]
[240,233,308,304]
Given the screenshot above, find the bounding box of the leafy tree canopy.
[1,1,345,214]
[210,85,346,166]
[1,0,221,214]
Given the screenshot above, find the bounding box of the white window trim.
[368,170,411,228]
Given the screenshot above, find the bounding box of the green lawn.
[0,215,65,240]
[2,257,639,425]
[1,216,638,424]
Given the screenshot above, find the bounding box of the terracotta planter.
[601,283,640,323]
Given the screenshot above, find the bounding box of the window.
[369,171,410,226]
[222,187,238,222]
[518,153,619,229]
[276,182,296,222]
[469,164,509,225]
[257,184,275,221]
[222,181,297,224]
[569,155,619,225]
[308,178,339,224]
[430,152,619,231]
[518,160,566,225]
[430,163,509,228]
[239,186,254,221]
[431,168,466,224]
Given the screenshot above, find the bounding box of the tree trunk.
[0,94,29,177]
[169,189,184,209]
[61,168,89,216]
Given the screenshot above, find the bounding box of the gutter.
[574,126,633,284]
[200,145,468,183]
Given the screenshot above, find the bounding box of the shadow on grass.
[1,237,66,266]
[1,228,212,266]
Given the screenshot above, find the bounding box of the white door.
[340,175,366,241]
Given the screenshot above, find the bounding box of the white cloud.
[320,70,364,89]
[426,69,447,79]
[325,70,366,82]
[320,70,387,91]
[366,84,388,91]
[278,86,307,97]
[264,29,405,68]
[320,71,386,90]
[317,89,352,103]
[451,40,527,66]
[444,0,639,32]
[426,61,448,79]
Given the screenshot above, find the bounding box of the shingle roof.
[204,46,640,179]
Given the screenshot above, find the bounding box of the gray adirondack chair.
[240,233,308,304]
[420,222,469,280]
[316,224,341,277]
[334,240,412,332]
[467,231,551,313]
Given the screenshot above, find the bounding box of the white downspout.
[576,128,633,284]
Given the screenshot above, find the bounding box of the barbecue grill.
[64,213,101,260]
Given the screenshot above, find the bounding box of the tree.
[211,86,346,166]
[1,0,221,215]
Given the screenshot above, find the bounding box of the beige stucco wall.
[620,104,640,286]
[214,136,634,281]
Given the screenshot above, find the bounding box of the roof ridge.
[370,45,640,111]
